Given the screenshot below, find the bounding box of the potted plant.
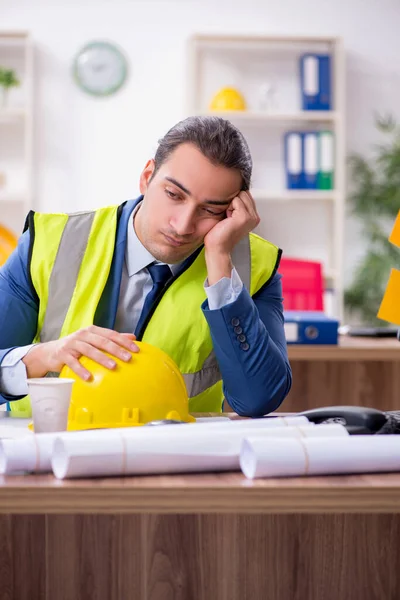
[0,67,20,107]
[345,114,400,326]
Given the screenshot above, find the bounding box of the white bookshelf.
[252,189,337,202]
[186,34,345,320]
[197,110,338,123]
[0,31,33,239]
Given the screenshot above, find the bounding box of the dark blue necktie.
[135,262,172,335]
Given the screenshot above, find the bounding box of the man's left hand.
[204,191,260,256]
[203,191,260,285]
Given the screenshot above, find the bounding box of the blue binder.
[303,131,318,189]
[284,311,339,345]
[300,54,331,111]
[284,131,303,189]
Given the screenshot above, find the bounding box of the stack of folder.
[284,130,334,190]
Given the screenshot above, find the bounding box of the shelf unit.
[197,110,338,123]
[186,34,345,319]
[0,31,33,238]
[251,189,337,202]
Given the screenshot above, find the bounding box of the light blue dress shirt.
[0,207,243,396]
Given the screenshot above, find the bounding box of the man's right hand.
[22,325,139,381]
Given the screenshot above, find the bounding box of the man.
[0,116,292,417]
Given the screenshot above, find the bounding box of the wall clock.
[73,41,128,97]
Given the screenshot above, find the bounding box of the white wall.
[2,0,400,282]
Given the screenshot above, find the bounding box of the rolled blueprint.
[189,415,311,429]
[0,433,58,474]
[0,414,311,475]
[240,435,400,479]
[0,425,34,440]
[51,424,347,480]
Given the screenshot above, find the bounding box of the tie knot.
[147,262,172,285]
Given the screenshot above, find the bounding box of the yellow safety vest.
[10,204,280,417]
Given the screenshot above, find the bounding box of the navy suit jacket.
[0,198,292,416]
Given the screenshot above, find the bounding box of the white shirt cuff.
[0,345,35,396]
[204,267,243,310]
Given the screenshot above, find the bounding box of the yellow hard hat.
[0,223,18,266]
[59,341,195,430]
[209,87,247,111]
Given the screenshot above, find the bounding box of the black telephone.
[299,406,389,435]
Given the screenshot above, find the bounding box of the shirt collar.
[125,202,181,277]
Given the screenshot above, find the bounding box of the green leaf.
[346,113,400,324]
[0,68,20,89]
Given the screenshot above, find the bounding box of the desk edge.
[0,485,399,514]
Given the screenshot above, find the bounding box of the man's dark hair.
[153,116,252,190]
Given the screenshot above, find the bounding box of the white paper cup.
[27,378,74,433]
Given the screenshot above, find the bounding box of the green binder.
[317,131,334,190]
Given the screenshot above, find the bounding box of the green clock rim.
[73,40,128,97]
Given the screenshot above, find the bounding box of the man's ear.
[139,159,156,195]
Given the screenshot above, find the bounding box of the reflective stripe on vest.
[10,205,280,417]
[40,212,95,341]
[31,207,119,342]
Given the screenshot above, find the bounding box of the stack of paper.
[7,416,397,482]
[1,415,322,476]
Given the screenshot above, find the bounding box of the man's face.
[134,143,243,264]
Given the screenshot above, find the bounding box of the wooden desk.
[1,471,400,599]
[280,335,400,413]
